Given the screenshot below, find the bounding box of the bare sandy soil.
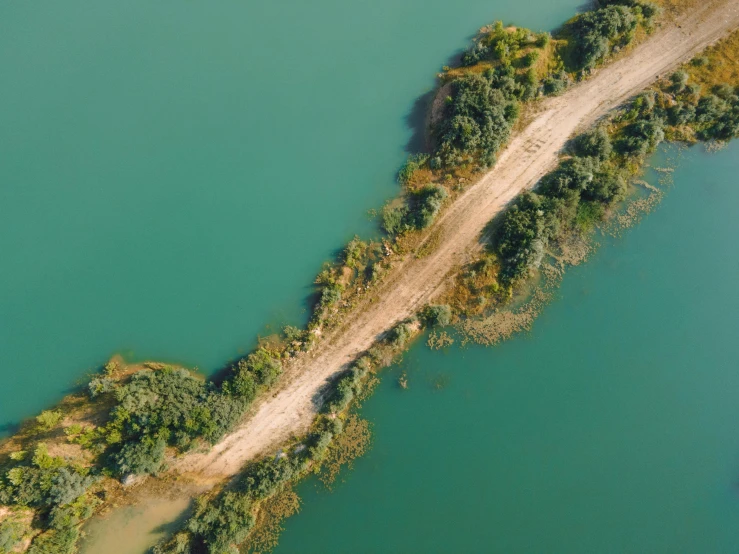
[180,0,739,478]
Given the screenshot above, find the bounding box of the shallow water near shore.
[274,142,739,553]
[80,495,191,554]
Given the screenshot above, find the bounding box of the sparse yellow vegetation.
[437,255,503,317]
[242,488,301,554]
[319,415,372,488]
[686,29,739,88]
[427,331,455,350]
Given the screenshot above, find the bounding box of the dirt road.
[182,0,739,478]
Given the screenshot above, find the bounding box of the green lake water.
[3,1,739,553]
[0,0,581,432]
[275,143,739,554]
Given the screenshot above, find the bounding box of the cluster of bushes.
[494,69,739,283]
[619,74,739,144]
[382,185,448,235]
[228,349,283,400]
[0,338,295,554]
[0,516,26,553]
[154,403,348,554]
[434,23,560,168]
[386,320,417,350]
[154,453,307,554]
[0,345,289,549]
[461,22,549,68]
[667,81,739,140]
[495,192,556,281]
[566,0,658,72]
[101,372,212,474]
[421,304,452,327]
[153,311,435,554]
[343,236,367,269]
[494,118,632,281]
[311,266,347,326]
[61,356,278,480]
[324,357,373,415]
[309,237,387,328]
[313,281,343,322]
[26,527,80,554]
[0,444,97,554]
[436,71,522,167]
[542,71,572,95]
[0,348,287,552]
[433,3,658,170]
[387,4,658,240]
[187,454,310,554]
[398,154,429,185]
[0,445,95,512]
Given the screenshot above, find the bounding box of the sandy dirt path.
[182,0,739,478]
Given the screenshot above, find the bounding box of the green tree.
[113,436,166,476]
[573,127,612,160]
[495,193,544,281]
[0,519,25,553]
[27,528,79,554]
[49,468,94,506]
[568,5,639,71]
[422,305,452,327]
[35,411,62,432]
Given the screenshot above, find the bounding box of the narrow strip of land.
[181,0,739,478]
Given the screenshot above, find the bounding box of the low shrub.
[34,411,62,433]
[422,305,452,327]
[437,72,519,166]
[382,202,410,235]
[0,517,27,552]
[543,72,571,95]
[566,0,657,72]
[398,154,428,185]
[387,321,415,348]
[88,376,115,398]
[382,186,448,236]
[616,119,665,155]
[27,528,79,554]
[573,126,612,160]
[409,185,448,229]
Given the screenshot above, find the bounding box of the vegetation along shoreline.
[1,0,739,552]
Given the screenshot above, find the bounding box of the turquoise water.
[0,0,582,431]
[4,1,739,553]
[275,143,739,553]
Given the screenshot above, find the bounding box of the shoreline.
[180,0,739,480]
[2,1,739,552]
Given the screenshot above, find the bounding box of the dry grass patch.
[427,331,455,350]
[687,29,739,88]
[437,255,504,318]
[243,488,301,554]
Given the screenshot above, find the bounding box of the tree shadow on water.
[0,421,20,436]
[148,497,197,547]
[404,89,436,154]
[402,48,467,155]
